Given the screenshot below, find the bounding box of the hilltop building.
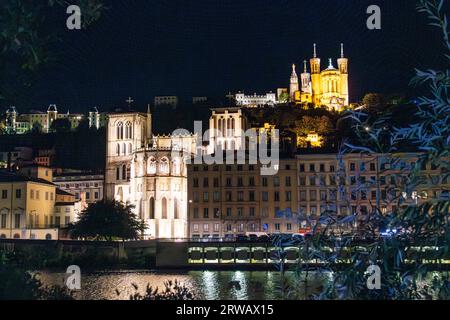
[290,44,349,111]
[3,105,103,134]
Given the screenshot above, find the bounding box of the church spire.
[290,64,299,100]
[303,60,307,73]
[313,43,317,58]
[146,103,153,141]
[291,64,298,79]
[341,43,344,58]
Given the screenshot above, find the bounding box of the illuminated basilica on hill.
[290,44,349,111]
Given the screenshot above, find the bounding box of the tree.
[30,121,43,134]
[75,118,91,132]
[278,92,290,103]
[0,121,6,135]
[0,1,105,106]
[0,253,73,300]
[127,280,198,300]
[294,115,334,147]
[69,200,147,241]
[362,93,387,112]
[50,118,71,133]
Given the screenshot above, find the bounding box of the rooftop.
[0,170,55,186]
[56,188,75,196]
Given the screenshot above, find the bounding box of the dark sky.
[26,0,448,112]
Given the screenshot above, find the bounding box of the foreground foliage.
[0,253,73,300]
[277,0,450,300]
[126,280,198,300]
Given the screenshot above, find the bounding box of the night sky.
[25,0,448,112]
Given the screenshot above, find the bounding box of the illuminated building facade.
[187,160,299,238]
[291,44,349,111]
[235,92,277,108]
[104,107,197,239]
[0,165,78,240]
[4,105,101,134]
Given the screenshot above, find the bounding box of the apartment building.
[53,172,104,205]
[187,152,448,238]
[296,152,449,222]
[187,159,298,238]
[0,165,78,240]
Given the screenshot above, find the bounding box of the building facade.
[235,92,277,108]
[104,108,197,239]
[296,153,448,223]
[187,152,448,238]
[0,147,34,169]
[208,108,249,152]
[0,165,77,240]
[4,105,102,134]
[291,44,349,111]
[187,159,298,239]
[154,96,178,108]
[53,172,104,210]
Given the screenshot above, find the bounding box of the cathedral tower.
[289,64,299,100]
[300,60,311,94]
[146,104,153,141]
[310,44,322,106]
[337,43,349,106]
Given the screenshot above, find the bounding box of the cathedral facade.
[104,107,197,239]
[290,44,349,111]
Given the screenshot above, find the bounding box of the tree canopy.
[69,200,147,241]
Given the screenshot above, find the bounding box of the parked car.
[291,233,304,242]
[236,234,249,242]
[258,235,270,242]
[223,234,234,242]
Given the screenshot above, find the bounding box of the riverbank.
[35,269,325,300]
[2,238,449,271]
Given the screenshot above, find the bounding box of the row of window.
[192,176,292,188]
[0,214,71,229]
[192,164,293,172]
[192,190,293,203]
[191,174,447,189]
[0,189,54,201]
[1,189,22,199]
[191,222,296,234]
[191,202,406,220]
[192,206,297,219]
[60,182,100,188]
[116,122,133,140]
[298,161,423,173]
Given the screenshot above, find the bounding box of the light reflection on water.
[36,270,323,300]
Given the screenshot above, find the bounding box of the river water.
[36,270,326,300]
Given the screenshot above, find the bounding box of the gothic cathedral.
[104,107,197,239]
